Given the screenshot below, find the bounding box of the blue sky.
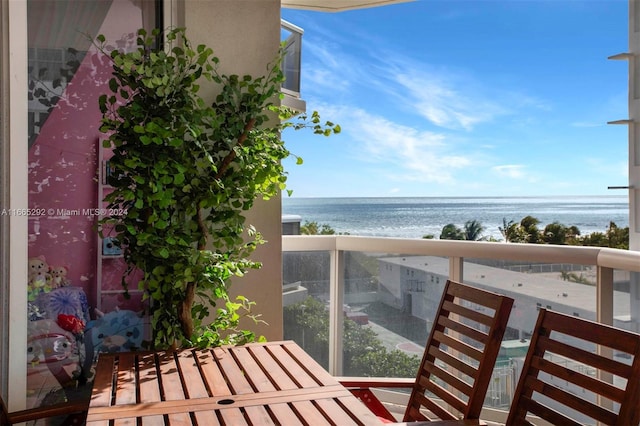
[280,1,629,198]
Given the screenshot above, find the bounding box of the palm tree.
[499,218,521,243]
[566,225,581,244]
[606,221,629,249]
[520,215,541,243]
[440,223,465,240]
[300,221,340,235]
[463,220,486,241]
[300,221,319,235]
[542,221,567,245]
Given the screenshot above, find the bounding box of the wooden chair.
[339,279,514,422]
[505,308,640,426]
[0,394,88,425]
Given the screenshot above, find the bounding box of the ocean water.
[282,195,630,240]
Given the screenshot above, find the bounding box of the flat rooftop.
[380,256,631,318]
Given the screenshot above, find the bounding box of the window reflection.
[26,0,157,410]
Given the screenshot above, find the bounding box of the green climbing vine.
[96,27,339,349]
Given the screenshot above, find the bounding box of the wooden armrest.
[389,421,484,425]
[8,399,88,424]
[336,376,415,388]
[336,377,414,422]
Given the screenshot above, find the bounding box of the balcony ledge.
[281,89,306,113]
[282,0,413,12]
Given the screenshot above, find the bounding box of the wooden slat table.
[86,340,384,425]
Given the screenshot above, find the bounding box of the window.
[26,0,159,410]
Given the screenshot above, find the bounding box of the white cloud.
[393,71,508,131]
[317,104,474,184]
[571,121,604,128]
[302,41,353,93]
[302,38,378,96]
[305,67,351,93]
[584,158,628,179]
[368,55,550,132]
[302,26,550,134]
[492,164,527,179]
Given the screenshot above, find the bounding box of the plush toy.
[27,319,76,364]
[28,255,49,282]
[28,256,52,299]
[83,308,143,374]
[27,318,81,390]
[50,265,70,288]
[57,313,85,335]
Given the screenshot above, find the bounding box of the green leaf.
[109,78,118,93]
[98,95,107,113]
[174,174,185,185]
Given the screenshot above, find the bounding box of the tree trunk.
[178,282,196,341]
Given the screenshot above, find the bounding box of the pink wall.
[29,52,105,309]
[28,0,147,313]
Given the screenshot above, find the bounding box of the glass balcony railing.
[282,235,640,421]
[281,19,303,97]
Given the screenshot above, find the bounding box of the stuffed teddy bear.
[28,256,52,300]
[50,265,70,288]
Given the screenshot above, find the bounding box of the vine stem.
[195,116,257,250]
[215,118,256,179]
[187,117,257,338]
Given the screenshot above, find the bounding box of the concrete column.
[630,0,640,252]
[177,0,284,340]
[626,0,640,326]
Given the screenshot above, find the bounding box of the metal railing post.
[597,266,614,326]
[449,256,464,282]
[596,265,615,413]
[328,247,344,375]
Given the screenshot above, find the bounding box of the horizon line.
[283,194,630,200]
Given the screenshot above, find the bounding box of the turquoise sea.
[282,195,629,240]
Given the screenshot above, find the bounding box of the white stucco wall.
[179,0,284,340]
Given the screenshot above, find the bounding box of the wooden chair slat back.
[403,279,514,422]
[433,330,484,361]
[507,308,640,426]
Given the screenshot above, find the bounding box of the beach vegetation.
[439,220,488,241]
[439,223,465,240]
[576,221,629,250]
[463,220,486,241]
[520,215,542,243]
[301,221,337,235]
[560,271,592,285]
[499,217,628,249]
[499,218,525,243]
[295,217,628,249]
